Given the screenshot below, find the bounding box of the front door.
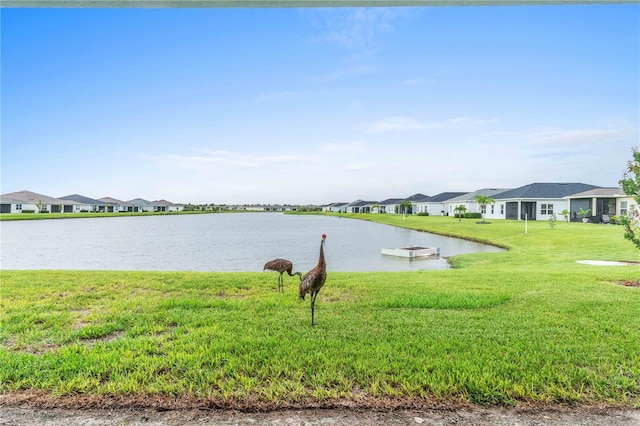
[521,202,536,220]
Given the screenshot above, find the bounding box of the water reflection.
[0,213,503,272]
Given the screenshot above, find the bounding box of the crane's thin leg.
[311,291,317,326]
[279,273,283,292]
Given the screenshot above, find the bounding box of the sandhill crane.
[263,258,302,292]
[299,234,327,326]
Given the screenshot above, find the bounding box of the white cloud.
[316,8,400,49]
[255,91,303,102]
[344,162,375,171]
[361,116,426,134]
[147,149,310,171]
[312,64,373,82]
[398,78,425,86]
[524,127,632,147]
[322,140,366,154]
[360,116,497,134]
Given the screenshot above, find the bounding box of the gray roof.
[379,198,405,205]
[565,187,628,198]
[347,199,378,207]
[152,199,178,206]
[493,183,600,200]
[127,198,153,206]
[406,193,430,202]
[0,190,79,205]
[98,197,129,206]
[424,192,470,203]
[59,194,106,205]
[446,188,512,203]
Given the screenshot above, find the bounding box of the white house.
[414,192,468,216]
[444,188,511,218]
[323,202,349,213]
[152,199,185,212]
[378,198,405,214]
[0,190,81,213]
[127,198,155,212]
[486,182,601,221]
[98,197,131,212]
[346,200,378,214]
[59,194,108,212]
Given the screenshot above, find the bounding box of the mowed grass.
[1,215,639,407]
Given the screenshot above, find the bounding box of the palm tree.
[400,200,412,219]
[474,195,495,223]
[454,205,467,222]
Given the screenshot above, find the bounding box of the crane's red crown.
[322,234,327,240]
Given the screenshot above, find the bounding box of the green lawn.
[1,215,638,407]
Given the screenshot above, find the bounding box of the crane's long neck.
[318,240,325,269]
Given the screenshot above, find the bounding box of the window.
[480,205,486,214]
[541,203,554,215]
[620,201,628,216]
[490,204,494,214]
[16,204,22,211]
[500,204,504,215]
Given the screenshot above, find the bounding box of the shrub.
[417,212,430,216]
[39,210,50,214]
[455,212,482,219]
[21,210,35,214]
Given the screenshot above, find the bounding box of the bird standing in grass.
[263,258,302,292]
[299,234,327,326]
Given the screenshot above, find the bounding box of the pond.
[0,213,503,272]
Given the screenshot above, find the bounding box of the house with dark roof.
[564,187,634,223]
[443,188,511,217]
[59,194,107,212]
[413,192,469,216]
[378,198,405,214]
[345,199,378,214]
[488,182,600,221]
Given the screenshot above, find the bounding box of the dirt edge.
[0,390,635,414]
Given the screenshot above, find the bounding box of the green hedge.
[454,212,482,219]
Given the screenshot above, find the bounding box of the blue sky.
[2,4,638,204]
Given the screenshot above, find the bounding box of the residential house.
[59,194,107,213]
[378,198,405,214]
[98,197,131,212]
[443,188,511,218]
[487,182,600,221]
[323,202,349,213]
[346,200,378,214]
[245,204,266,211]
[564,187,635,223]
[414,192,469,216]
[152,199,184,212]
[406,193,431,214]
[0,190,80,213]
[127,198,154,212]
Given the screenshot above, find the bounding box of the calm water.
[0,213,503,272]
